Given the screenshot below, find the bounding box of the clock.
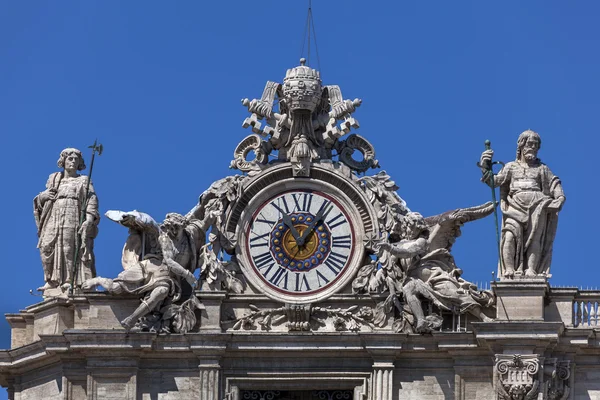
[234,165,371,304]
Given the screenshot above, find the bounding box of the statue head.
[161,213,187,239]
[57,148,86,171]
[395,212,427,240]
[516,130,541,163]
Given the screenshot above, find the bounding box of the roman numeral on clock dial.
[249,232,270,248]
[332,234,352,249]
[247,190,355,295]
[292,192,313,212]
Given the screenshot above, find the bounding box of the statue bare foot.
[61,282,72,291]
[503,269,515,279]
[525,268,537,277]
[37,281,57,292]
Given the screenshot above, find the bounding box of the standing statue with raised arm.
[480,130,565,279]
[34,148,100,294]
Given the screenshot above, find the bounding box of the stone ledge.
[472,321,564,337]
[472,321,564,353]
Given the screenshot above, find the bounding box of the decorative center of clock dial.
[270,212,332,272]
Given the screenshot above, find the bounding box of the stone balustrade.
[573,290,600,327]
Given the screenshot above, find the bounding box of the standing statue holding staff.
[34,146,101,295]
[479,130,565,279]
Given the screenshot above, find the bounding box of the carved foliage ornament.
[225,303,374,332]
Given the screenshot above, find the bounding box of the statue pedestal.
[492,279,549,321]
[196,290,227,332]
[26,298,74,342]
[4,294,140,348]
[73,293,139,330]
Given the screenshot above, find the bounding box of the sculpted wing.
[424,202,494,252]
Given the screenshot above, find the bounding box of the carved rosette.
[494,354,541,400]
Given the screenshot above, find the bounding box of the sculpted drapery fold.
[33,149,100,292]
[481,130,565,278]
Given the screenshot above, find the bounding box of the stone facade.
[2,286,600,399]
[1,61,593,400]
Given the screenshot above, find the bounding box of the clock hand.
[297,204,333,246]
[281,212,302,244]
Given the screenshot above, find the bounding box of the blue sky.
[1,1,599,396]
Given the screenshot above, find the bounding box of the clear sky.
[1,1,599,396]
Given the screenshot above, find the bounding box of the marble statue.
[378,208,495,333]
[480,130,565,279]
[33,148,99,294]
[353,171,496,333]
[83,212,204,333]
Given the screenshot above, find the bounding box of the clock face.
[245,189,355,299]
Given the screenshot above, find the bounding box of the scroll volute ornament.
[494,354,541,400]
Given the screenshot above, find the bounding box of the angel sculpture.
[82,211,205,333]
[355,202,496,333]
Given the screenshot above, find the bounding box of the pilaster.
[61,359,88,400]
[86,357,138,400]
[198,358,221,400]
[370,361,394,400]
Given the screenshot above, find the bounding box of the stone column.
[199,358,221,400]
[371,361,394,400]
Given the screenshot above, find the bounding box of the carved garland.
[225,304,374,332]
